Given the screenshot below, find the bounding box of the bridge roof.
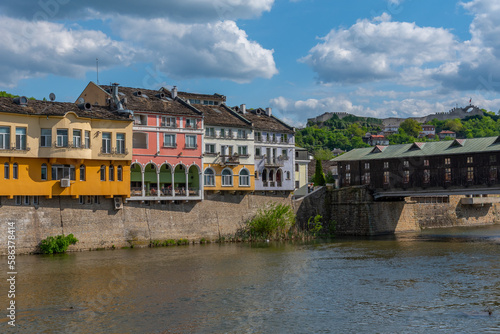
[333,136,500,162]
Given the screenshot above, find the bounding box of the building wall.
[77,82,110,106]
[0,192,292,254]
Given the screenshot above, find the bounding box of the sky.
[1,0,500,127]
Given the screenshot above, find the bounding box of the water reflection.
[1,225,499,333]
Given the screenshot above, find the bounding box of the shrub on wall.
[40,234,78,254]
[246,203,296,240]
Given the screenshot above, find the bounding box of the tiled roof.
[240,108,294,133]
[0,97,131,121]
[334,136,500,162]
[440,130,455,134]
[195,104,251,128]
[160,87,226,102]
[100,85,202,116]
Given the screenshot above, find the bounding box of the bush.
[40,234,78,254]
[246,203,296,239]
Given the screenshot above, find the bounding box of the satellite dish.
[49,93,56,102]
[77,97,85,104]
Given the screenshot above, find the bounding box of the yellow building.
[0,96,133,201]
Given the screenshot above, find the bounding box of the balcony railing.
[0,143,31,152]
[161,123,177,128]
[264,157,285,167]
[219,155,240,166]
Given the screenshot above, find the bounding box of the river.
[2,225,499,333]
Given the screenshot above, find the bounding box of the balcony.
[129,187,202,201]
[264,157,285,167]
[160,123,177,128]
[0,143,31,152]
[219,155,240,166]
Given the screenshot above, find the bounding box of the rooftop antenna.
[49,93,56,102]
[96,58,99,85]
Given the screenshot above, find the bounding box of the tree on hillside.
[313,148,334,161]
[444,118,463,133]
[399,119,422,138]
[313,159,326,186]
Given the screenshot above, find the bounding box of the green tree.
[313,159,326,186]
[399,119,422,138]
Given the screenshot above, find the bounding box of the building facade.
[294,147,312,196]
[0,96,133,203]
[78,82,204,201]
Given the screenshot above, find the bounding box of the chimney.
[266,107,272,116]
[172,86,178,99]
[240,104,246,114]
[111,83,124,110]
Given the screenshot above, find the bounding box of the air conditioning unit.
[60,179,71,188]
[114,197,123,210]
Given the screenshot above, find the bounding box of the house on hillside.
[367,134,389,146]
[439,130,456,139]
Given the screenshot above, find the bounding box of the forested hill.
[296,110,500,152]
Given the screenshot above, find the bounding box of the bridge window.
[363,172,370,185]
[403,160,409,168]
[364,163,370,170]
[467,167,474,182]
[490,166,497,180]
[423,169,430,183]
[345,164,350,171]
[467,156,473,164]
[445,168,451,182]
[424,159,429,167]
[345,173,351,186]
[383,171,389,184]
[383,162,389,169]
[444,158,451,165]
[403,170,409,183]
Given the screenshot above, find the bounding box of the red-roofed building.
[439,130,456,139]
[367,134,389,146]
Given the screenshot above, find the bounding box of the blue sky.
[1,0,500,126]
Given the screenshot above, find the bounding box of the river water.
[2,225,500,333]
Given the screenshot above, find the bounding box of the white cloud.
[301,14,457,84]
[0,16,135,87]
[114,18,278,83]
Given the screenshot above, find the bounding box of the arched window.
[262,169,267,182]
[41,163,47,181]
[269,169,274,182]
[100,165,106,181]
[204,168,215,186]
[13,163,18,179]
[109,165,114,181]
[221,169,233,186]
[4,163,9,179]
[80,165,86,181]
[117,166,123,181]
[276,169,282,182]
[239,169,250,186]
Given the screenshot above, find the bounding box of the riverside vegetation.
[39,234,78,254]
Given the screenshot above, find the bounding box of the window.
[4,163,9,179]
[41,163,47,180]
[383,171,390,184]
[255,147,261,157]
[23,196,30,206]
[109,165,114,181]
[490,155,497,163]
[384,162,389,169]
[467,167,474,181]
[13,163,18,179]
[134,114,147,125]
[238,146,248,156]
[79,165,85,181]
[345,173,351,185]
[15,196,21,206]
[286,171,291,180]
[204,168,215,186]
[283,134,288,143]
[189,99,200,104]
[163,134,176,147]
[205,143,216,154]
[272,133,276,142]
[116,133,125,154]
[490,166,497,180]
[102,132,111,153]
[56,129,68,147]
[206,127,215,138]
[100,165,106,181]
[15,127,26,150]
[133,132,148,149]
[403,170,410,183]
[85,131,90,149]
[237,129,246,139]
[255,171,259,179]
[423,169,430,183]
[364,163,370,170]
[185,135,197,148]
[467,156,473,164]
[73,129,81,148]
[445,168,451,182]
[222,169,233,186]
[227,129,233,138]
[203,100,215,105]
[0,127,10,149]
[161,116,176,127]
[40,129,51,147]
[363,172,370,185]
[255,132,262,142]
[445,158,451,165]
[220,129,225,138]
[33,196,39,206]
[185,118,196,129]
[403,160,409,168]
[295,180,300,188]
[79,196,85,205]
[239,169,250,186]
[346,164,350,171]
[117,166,123,181]
[282,149,288,159]
[51,165,75,180]
[295,163,299,172]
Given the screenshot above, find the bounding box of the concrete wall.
[294,186,500,235]
[0,192,292,255]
